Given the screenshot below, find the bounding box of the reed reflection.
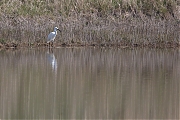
[0,48,179,119]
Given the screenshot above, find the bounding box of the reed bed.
[0,0,179,48]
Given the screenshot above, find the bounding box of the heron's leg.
[48,42,50,48]
[50,40,53,47]
[52,42,54,47]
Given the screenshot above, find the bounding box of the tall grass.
[0,0,178,19]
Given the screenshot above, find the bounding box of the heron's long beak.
[57,29,61,32]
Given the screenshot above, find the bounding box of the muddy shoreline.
[0,40,179,49]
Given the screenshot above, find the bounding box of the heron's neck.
[54,30,57,34]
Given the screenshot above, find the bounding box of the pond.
[0,47,179,119]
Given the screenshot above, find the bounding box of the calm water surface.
[0,47,179,119]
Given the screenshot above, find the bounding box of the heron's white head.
[54,27,61,32]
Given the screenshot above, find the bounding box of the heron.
[47,27,61,47]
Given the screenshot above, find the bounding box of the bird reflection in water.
[46,49,57,73]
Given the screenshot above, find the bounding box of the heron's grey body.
[47,27,60,44]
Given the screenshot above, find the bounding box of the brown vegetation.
[0,0,180,48]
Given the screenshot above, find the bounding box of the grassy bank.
[0,0,179,48]
[0,0,179,19]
